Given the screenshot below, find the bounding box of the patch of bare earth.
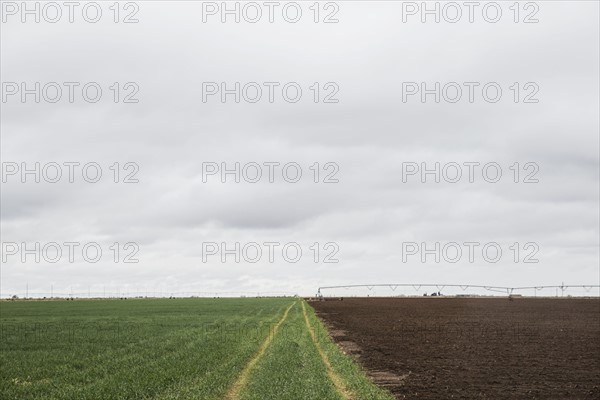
[311,298,600,400]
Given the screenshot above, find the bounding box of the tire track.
[301,301,353,400]
[224,301,296,400]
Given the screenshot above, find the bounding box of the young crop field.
[0,298,394,400]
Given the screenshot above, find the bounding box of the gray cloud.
[1,1,598,297]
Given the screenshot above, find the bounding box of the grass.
[0,298,393,400]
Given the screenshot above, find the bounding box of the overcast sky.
[1,1,598,297]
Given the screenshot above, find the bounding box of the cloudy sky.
[1,1,598,297]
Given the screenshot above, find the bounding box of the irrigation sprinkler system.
[316,284,600,297]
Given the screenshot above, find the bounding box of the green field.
[0,298,393,400]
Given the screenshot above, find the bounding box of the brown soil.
[310,297,600,399]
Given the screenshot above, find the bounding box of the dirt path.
[225,301,296,400]
[301,301,352,400]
